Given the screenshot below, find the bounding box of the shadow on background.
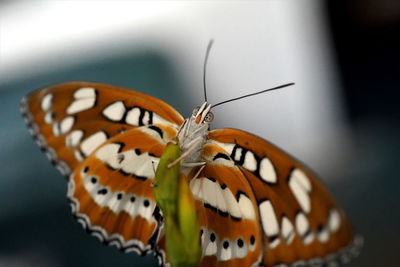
[326,1,400,266]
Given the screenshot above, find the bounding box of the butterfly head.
[192,102,213,125]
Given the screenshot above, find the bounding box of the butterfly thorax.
[176,102,213,173]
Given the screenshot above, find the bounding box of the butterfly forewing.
[21,82,184,177]
[207,128,360,266]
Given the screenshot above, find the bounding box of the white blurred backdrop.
[1,1,351,179]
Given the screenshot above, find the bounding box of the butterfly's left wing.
[67,124,178,264]
[20,82,185,264]
[188,128,361,266]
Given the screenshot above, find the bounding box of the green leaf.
[153,141,201,267]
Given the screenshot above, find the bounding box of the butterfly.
[20,81,362,266]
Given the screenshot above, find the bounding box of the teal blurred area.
[1,1,400,267]
[0,51,185,267]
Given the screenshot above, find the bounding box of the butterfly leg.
[168,136,204,168]
[181,161,206,168]
[192,165,205,180]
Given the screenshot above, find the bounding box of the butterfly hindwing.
[187,142,263,266]
[68,124,178,263]
[207,128,361,266]
[21,82,184,177]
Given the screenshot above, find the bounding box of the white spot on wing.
[318,227,329,243]
[189,178,202,197]
[215,184,227,212]
[41,94,53,111]
[124,196,138,217]
[66,130,83,147]
[234,147,242,161]
[243,151,257,171]
[108,193,124,213]
[303,232,314,244]
[80,131,107,156]
[74,87,95,98]
[238,194,255,220]
[328,209,341,232]
[259,200,279,237]
[52,123,60,136]
[292,169,311,191]
[137,199,154,220]
[44,112,53,124]
[67,98,96,114]
[83,176,98,193]
[200,228,207,247]
[96,143,121,161]
[60,116,74,134]
[259,157,277,183]
[102,101,126,121]
[126,107,141,126]
[190,178,245,219]
[219,240,232,261]
[212,141,235,155]
[295,212,309,236]
[96,143,159,179]
[281,216,295,244]
[119,150,158,179]
[221,186,242,218]
[142,111,150,125]
[204,232,218,256]
[74,150,84,161]
[81,173,156,223]
[233,238,247,258]
[202,178,218,207]
[289,169,311,213]
[152,113,175,126]
[94,188,112,206]
[269,238,280,248]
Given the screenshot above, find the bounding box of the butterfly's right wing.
[185,128,361,266]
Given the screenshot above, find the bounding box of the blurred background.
[0,1,399,266]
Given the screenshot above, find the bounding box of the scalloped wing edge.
[20,96,71,177]
[67,175,169,266]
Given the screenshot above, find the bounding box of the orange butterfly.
[20,81,362,266]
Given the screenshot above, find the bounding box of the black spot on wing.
[206,177,217,182]
[268,235,279,243]
[138,107,145,126]
[213,153,231,161]
[204,203,218,213]
[148,125,164,139]
[113,142,126,152]
[235,190,248,200]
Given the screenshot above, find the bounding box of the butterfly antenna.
[203,39,214,102]
[211,82,295,108]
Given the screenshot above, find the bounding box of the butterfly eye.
[204,112,214,122]
[192,107,200,116]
